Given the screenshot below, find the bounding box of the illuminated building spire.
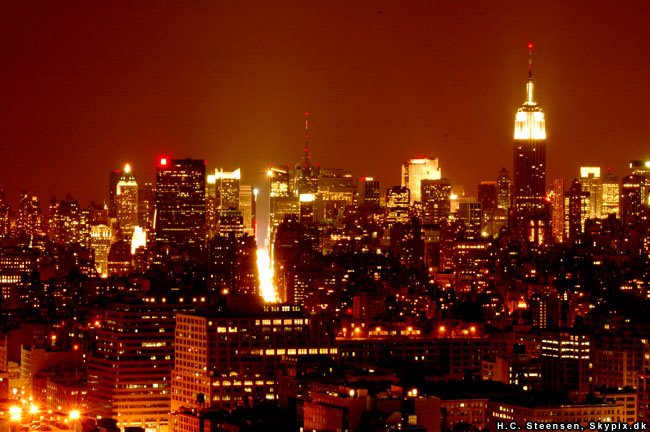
[514,42,545,140]
[526,42,535,104]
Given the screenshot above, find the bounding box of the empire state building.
[512,44,549,244]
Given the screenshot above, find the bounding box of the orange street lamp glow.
[9,405,22,422]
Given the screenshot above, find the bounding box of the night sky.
[1,1,650,206]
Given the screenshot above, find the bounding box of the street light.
[9,405,22,422]
[69,409,81,432]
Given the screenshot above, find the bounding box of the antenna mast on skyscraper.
[528,42,533,79]
[303,111,311,167]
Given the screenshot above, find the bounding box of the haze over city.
[1,1,650,205]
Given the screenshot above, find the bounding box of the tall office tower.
[90,225,112,277]
[138,182,155,231]
[551,179,565,243]
[478,181,498,211]
[358,177,381,210]
[115,163,139,239]
[170,305,334,412]
[316,168,356,224]
[0,191,10,236]
[601,172,620,216]
[211,168,242,236]
[421,179,451,223]
[566,179,590,243]
[205,174,217,236]
[401,157,442,204]
[620,174,644,229]
[239,185,255,237]
[108,169,122,218]
[579,167,601,219]
[88,302,192,432]
[457,201,483,238]
[386,186,410,225]
[496,168,512,210]
[268,166,299,248]
[513,44,548,244]
[479,181,506,238]
[16,192,44,237]
[630,160,650,205]
[155,158,206,247]
[213,168,241,210]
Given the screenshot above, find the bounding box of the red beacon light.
[528,42,534,50]
[159,157,168,166]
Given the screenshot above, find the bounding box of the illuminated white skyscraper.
[579,167,601,218]
[401,157,441,204]
[512,43,548,244]
[601,172,620,216]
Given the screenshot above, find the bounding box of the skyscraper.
[316,168,356,224]
[478,181,498,212]
[512,44,548,244]
[209,168,242,236]
[420,178,451,223]
[386,186,410,225]
[401,157,441,204]
[579,167,601,219]
[457,201,483,239]
[601,172,620,216]
[620,174,643,229]
[239,185,256,237]
[108,169,122,218]
[155,158,206,247]
[358,177,381,210]
[115,163,139,239]
[566,179,589,244]
[212,168,241,210]
[16,192,44,237]
[551,179,565,243]
[496,168,512,210]
[268,166,298,249]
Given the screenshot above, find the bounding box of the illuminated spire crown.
[514,43,546,140]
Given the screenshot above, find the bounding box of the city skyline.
[2,2,650,204]
[4,4,650,431]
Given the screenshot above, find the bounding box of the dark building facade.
[155,158,206,247]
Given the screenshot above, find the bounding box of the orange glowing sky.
[1,1,650,205]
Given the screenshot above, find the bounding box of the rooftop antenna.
[303,111,311,167]
[528,42,533,79]
[526,42,535,104]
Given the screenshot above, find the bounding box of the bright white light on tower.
[131,226,147,254]
[299,193,315,203]
[256,248,277,303]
